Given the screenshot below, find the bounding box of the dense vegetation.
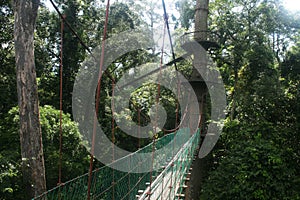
[197,0,300,199]
[0,0,299,199]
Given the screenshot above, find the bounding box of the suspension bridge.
[30,0,222,199]
[33,128,201,200]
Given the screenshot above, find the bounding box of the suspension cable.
[49,0,93,55]
[162,0,178,71]
[162,0,182,132]
[86,1,111,199]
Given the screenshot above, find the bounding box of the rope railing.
[138,129,200,200]
[33,128,200,200]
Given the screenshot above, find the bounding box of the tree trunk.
[187,0,210,199]
[14,0,46,198]
[194,0,209,42]
[190,0,209,81]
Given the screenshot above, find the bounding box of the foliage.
[174,0,195,29]
[0,0,16,118]
[280,41,300,173]
[1,0,299,198]
[0,106,90,199]
[200,126,300,200]
[130,83,179,128]
[197,0,300,199]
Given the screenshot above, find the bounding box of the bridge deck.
[138,131,199,200]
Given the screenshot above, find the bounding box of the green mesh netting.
[33,128,200,200]
[138,128,200,199]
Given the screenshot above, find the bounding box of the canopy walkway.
[32,0,215,199]
[33,128,200,200]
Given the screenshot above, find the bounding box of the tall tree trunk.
[194,0,209,42]
[187,0,210,199]
[14,0,46,198]
[191,0,209,129]
[190,0,209,81]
